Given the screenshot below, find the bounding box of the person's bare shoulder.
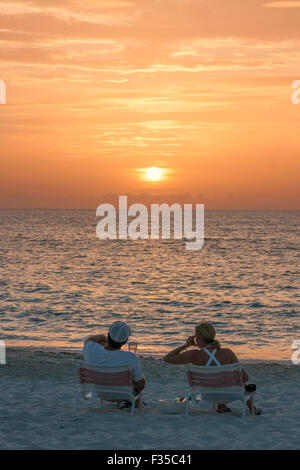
[189,349,207,365]
[220,348,239,363]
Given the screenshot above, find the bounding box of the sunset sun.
[146,167,162,182]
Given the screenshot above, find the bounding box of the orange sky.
[0,0,300,209]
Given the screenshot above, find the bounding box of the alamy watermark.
[291,340,300,365]
[0,341,6,364]
[96,196,204,250]
[291,80,300,104]
[0,80,6,104]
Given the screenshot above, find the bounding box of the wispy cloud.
[0,2,134,25]
[264,1,300,7]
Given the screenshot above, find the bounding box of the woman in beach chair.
[163,321,261,415]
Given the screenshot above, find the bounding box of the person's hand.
[185,335,196,347]
[95,334,107,345]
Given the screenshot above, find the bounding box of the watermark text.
[0,80,6,104]
[96,196,204,251]
[291,340,300,365]
[291,80,300,104]
[0,341,6,364]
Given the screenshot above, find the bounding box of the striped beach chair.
[185,362,250,419]
[74,360,144,416]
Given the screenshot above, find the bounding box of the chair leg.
[130,400,135,416]
[246,393,256,414]
[74,392,80,412]
[242,399,247,420]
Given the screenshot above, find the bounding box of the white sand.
[0,348,299,450]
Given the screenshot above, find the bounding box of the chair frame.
[185,362,251,420]
[74,360,144,416]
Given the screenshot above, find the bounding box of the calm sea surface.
[0,210,299,359]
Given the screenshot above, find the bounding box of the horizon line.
[0,207,299,212]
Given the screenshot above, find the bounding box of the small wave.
[249,302,265,308]
[219,284,244,290]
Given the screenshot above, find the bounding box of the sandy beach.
[0,347,299,450]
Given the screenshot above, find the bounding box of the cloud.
[0,2,134,26]
[264,1,300,7]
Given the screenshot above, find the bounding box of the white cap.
[109,321,130,343]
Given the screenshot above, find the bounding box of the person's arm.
[162,336,197,365]
[230,350,249,383]
[133,377,146,393]
[242,368,249,383]
[84,334,107,345]
[131,355,146,393]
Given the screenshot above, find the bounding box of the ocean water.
[0,209,299,360]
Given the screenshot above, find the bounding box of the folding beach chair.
[185,362,252,420]
[74,360,144,416]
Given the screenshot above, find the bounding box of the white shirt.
[83,341,144,382]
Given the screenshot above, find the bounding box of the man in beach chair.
[82,321,145,409]
[163,321,261,415]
